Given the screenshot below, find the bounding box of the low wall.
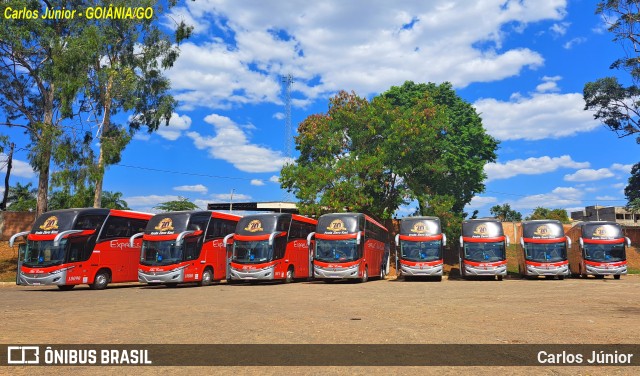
[0,212,36,241]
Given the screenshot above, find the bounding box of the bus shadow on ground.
[20,283,142,292]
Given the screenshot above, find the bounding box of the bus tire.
[285,266,294,283]
[90,270,110,290]
[595,275,605,279]
[496,275,503,281]
[360,266,368,283]
[199,268,213,287]
[164,283,179,288]
[558,275,565,280]
[614,275,621,280]
[379,265,385,280]
[58,285,75,291]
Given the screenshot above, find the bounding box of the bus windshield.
[22,240,69,268]
[524,242,567,262]
[140,240,184,266]
[583,243,626,262]
[400,240,442,262]
[233,240,272,264]
[463,242,505,262]
[315,239,358,262]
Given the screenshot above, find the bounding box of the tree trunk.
[36,88,56,217]
[1,143,13,210]
[93,76,114,208]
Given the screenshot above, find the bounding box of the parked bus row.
[9,209,633,290]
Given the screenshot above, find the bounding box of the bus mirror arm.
[520,238,524,248]
[459,236,464,247]
[223,233,234,246]
[394,234,399,246]
[579,238,584,249]
[442,234,447,247]
[307,232,315,247]
[176,231,195,247]
[53,230,84,247]
[505,236,510,247]
[625,237,631,247]
[356,231,362,245]
[566,236,572,247]
[9,231,30,248]
[129,232,144,248]
[268,232,280,246]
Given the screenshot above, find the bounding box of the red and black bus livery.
[224,213,317,282]
[394,216,446,280]
[518,220,571,279]
[569,221,631,279]
[309,213,390,282]
[10,208,152,290]
[134,211,240,287]
[459,219,509,281]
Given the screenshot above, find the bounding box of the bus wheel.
[379,266,385,280]
[360,267,368,283]
[558,275,565,280]
[614,275,621,280]
[58,285,75,291]
[496,275,503,281]
[595,275,605,279]
[164,283,179,288]
[90,270,110,290]
[285,266,295,283]
[199,268,213,287]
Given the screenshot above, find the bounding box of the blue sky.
[1,0,638,218]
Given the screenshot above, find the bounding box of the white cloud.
[187,113,292,173]
[123,194,182,213]
[485,155,589,181]
[474,92,600,141]
[269,175,280,183]
[595,195,619,201]
[165,0,567,109]
[512,187,584,210]
[211,193,252,201]
[564,168,615,182]
[0,155,35,178]
[173,184,208,193]
[157,113,192,141]
[563,37,586,49]
[273,112,285,120]
[549,22,570,36]
[466,196,498,209]
[535,75,561,92]
[250,179,265,186]
[611,163,633,173]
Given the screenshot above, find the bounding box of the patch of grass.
[0,257,17,282]
[626,268,640,274]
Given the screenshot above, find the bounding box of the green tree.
[625,162,640,205]
[6,182,37,211]
[48,187,129,210]
[490,204,522,222]
[153,197,198,212]
[525,206,571,224]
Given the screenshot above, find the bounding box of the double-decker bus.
[309,213,389,283]
[394,216,446,281]
[569,221,631,279]
[224,213,317,282]
[134,211,240,287]
[518,220,571,280]
[459,219,509,281]
[9,208,152,290]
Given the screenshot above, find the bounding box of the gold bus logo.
[327,219,347,233]
[155,218,174,232]
[473,224,489,236]
[533,225,551,237]
[39,216,59,231]
[593,226,610,237]
[244,220,264,232]
[410,222,430,234]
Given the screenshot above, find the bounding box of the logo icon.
[154,218,174,232]
[533,225,551,237]
[7,346,40,364]
[593,226,610,238]
[39,216,58,231]
[473,224,489,236]
[410,222,431,235]
[327,219,347,233]
[244,220,264,232]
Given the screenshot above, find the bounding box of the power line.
[114,163,257,181]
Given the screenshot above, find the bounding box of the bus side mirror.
[505,236,510,247]
[626,237,632,247]
[579,238,584,249]
[459,236,464,247]
[306,232,315,247]
[394,234,399,247]
[223,233,235,246]
[175,231,195,247]
[520,238,524,248]
[9,231,30,247]
[566,236,572,247]
[442,234,447,247]
[53,230,84,247]
[356,231,362,245]
[129,232,144,248]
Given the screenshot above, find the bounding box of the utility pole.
[230,189,235,213]
[281,74,293,202]
[1,143,14,211]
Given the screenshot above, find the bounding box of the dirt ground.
[1,272,639,375]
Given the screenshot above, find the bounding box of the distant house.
[570,206,640,226]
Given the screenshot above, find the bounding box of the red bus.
[569,221,631,279]
[309,213,389,283]
[224,213,317,282]
[9,208,152,290]
[134,211,240,287]
[459,219,509,281]
[518,220,571,280]
[394,216,446,281]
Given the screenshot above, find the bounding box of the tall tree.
[153,197,198,212]
[6,182,37,211]
[625,162,640,208]
[79,0,192,208]
[583,1,640,142]
[490,203,522,222]
[525,206,571,224]
[0,0,88,217]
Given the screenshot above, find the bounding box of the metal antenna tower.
[281,74,293,201]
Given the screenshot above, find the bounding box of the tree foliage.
[625,162,640,203]
[489,203,523,222]
[6,182,37,211]
[153,197,198,212]
[583,1,640,142]
[525,206,571,224]
[281,81,498,222]
[48,187,129,210]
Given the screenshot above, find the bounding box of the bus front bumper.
[463,263,507,276]
[585,264,627,275]
[314,264,360,279]
[138,268,185,284]
[228,265,275,280]
[19,269,68,286]
[400,263,443,277]
[526,264,570,276]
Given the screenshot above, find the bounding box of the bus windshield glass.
[315,239,358,262]
[463,242,505,262]
[400,240,442,262]
[583,243,626,262]
[140,240,184,266]
[233,240,272,264]
[524,242,567,262]
[22,240,69,268]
